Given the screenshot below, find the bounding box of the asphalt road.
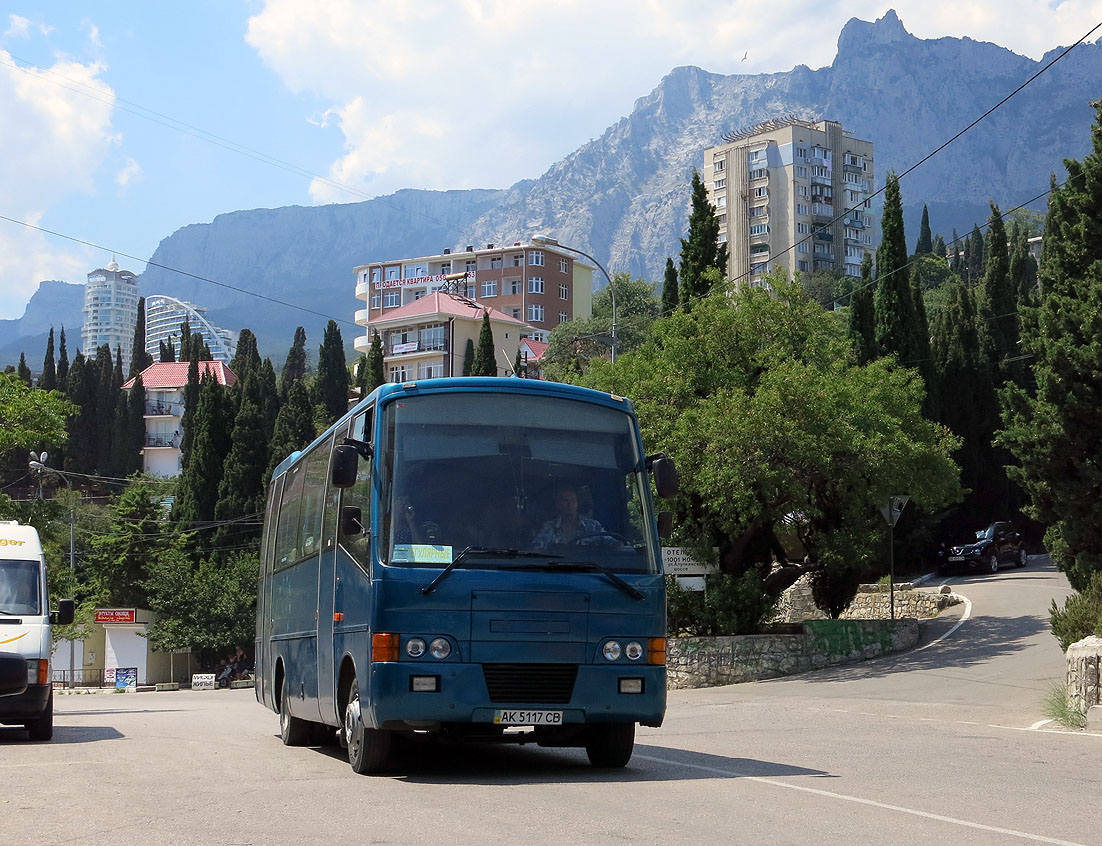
[3,556,1096,846]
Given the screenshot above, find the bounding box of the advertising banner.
[95,608,137,624]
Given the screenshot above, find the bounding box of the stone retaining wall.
[773,575,956,623]
[1066,636,1102,717]
[667,618,920,690]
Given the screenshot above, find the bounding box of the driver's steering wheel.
[569,531,629,546]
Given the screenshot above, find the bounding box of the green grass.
[1040,681,1086,728]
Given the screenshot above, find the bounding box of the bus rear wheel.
[344,677,392,774]
[585,722,635,768]
[279,675,312,746]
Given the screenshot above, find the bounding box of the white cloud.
[3,14,54,39]
[0,49,117,318]
[116,157,142,188]
[245,0,1102,204]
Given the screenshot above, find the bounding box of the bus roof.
[269,377,638,481]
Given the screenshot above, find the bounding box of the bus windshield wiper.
[543,560,645,601]
[420,547,559,596]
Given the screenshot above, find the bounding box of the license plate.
[493,710,563,726]
[948,556,965,562]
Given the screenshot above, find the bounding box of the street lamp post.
[28,453,76,689]
[531,235,617,363]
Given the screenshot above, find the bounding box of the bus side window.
[274,464,306,567]
[340,408,374,569]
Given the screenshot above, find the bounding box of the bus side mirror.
[657,511,673,539]
[0,653,27,697]
[54,598,75,626]
[652,457,678,499]
[340,505,364,537]
[331,444,359,488]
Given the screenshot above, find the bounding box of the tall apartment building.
[144,295,238,365]
[353,241,594,354]
[703,118,876,287]
[82,259,139,362]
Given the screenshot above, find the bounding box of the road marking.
[1029,719,1054,730]
[635,752,1089,845]
[915,592,971,651]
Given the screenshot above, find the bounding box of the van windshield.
[0,559,42,615]
[379,392,659,574]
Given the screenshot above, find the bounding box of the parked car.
[942,521,1027,574]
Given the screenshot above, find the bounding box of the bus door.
[255,474,284,710]
[315,428,343,724]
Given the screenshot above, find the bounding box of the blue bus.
[255,377,677,774]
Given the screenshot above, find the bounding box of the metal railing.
[51,668,106,688]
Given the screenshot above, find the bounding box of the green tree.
[978,202,1018,378]
[911,262,938,419]
[874,173,923,371]
[213,391,269,551]
[178,357,201,473]
[1008,222,1039,309]
[932,234,947,258]
[679,169,727,308]
[1000,101,1102,591]
[472,311,496,376]
[178,318,194,363]
[94,345,115,475]
[159,338,176,363]
[279,326,308,399]
[230,329,262,388]
[366,332,385,390]
[461,338,475,377]
[16,352,32,385]
[40,328,57,392]
[661,256,679,314]
[265,379,316,484]
[848,254,877,366]
[0,373,76,458]
[966,223,985,285]
[314,319,350,422]
[175,375,232,527]
[915,204,933,255]
[124,375,146,476]
[56,326,69,388]
[130,297,153,377]
[63,353,96,473]
[585,275,960,623]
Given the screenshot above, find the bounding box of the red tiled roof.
[122,361,238,390]
[521,339,549,361]
[372,292,527,326]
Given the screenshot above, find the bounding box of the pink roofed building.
[355,291,530,380]
[122,361,238,477]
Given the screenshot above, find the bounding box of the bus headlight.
[429,638,451,659]
[624,641,644,661]
[405,638,426,658]
[602,641,622,661]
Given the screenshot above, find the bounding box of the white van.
[0,521,73,741]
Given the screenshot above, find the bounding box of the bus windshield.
[0,559,42,616]
[380,392,658,574]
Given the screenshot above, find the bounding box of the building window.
[405,264,427,278]
[389,364,410,382]
[796,166,808,178]
[481,280,499,297]
[528,276,544,294]
[512,254,523,267]
[718,213,727,223]
[508,279,521,295]
[717,232,727,243]
[752,187,767,198]
[559,311,568,324]
[419,323,445,351]
[749,223,768,236]
[749,205,767,218]
[528,251,544,267]
[749,168,766,180]
[797,242,810,253]
[370,293,381,309]
[413,290,425,300]
[466,285,476,298]
[386,267,399,281]
[512,308,522,320]
[714,159,725,171]
[559,284,568,300]
[716,195,727,208]
[383,291,401,308]
[465,260,476,273]
[797,222,810,234]
[796,147,808,159]
[371,268,381,282]
[528,304,544,322]
[796,203,809,216]
[440,262,451,274]
[714,178,726,190]
[798,260,810,272]
[490,256,502,269]
[418,361,444,380]
[559,258,568,273]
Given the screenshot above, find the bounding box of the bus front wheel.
[344,677,392,774]
[585,722,635,768]
[26,689,53,741]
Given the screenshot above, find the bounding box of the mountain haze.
[3,11,1099,363]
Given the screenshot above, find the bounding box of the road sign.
[879,495,910,527]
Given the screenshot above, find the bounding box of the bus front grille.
[481,663,578,704]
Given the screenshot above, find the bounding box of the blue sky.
[0,0,1097,319]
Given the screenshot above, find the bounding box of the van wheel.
[585,722,635,768]
[279,675,311,746]
[26,689,53,741]
[344,676,392,774]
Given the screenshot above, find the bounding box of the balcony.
[144,402,182,417]
[144,435,181,449]
[354,308,370,325]
[387,339,448,357]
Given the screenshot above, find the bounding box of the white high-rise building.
[144,295,237,365]
[82,259,139,362]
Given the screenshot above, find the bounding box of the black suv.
[942,522,1027,574]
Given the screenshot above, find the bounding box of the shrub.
[666,572,778,636]
[1049,571,1102,651]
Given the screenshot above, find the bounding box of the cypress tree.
[179,318,193,363]
[910,262,938,418]
[932,234,947,259]
[1007,223,1038,309]
[40,328,57,392]
[314,320,350,422]
[160,337,176,363]
[462,338,475,376]
[95,345,115,474]
[265,379,315,484]
[472,312,496,376]
[230,329,261,385]
[214,392,269,550]
[255,358,280,441]
[16,352,32,385]
[966,224,985,285]
[175,375,231,527]
[1000,101,1102,590]
[915,205,933,255]
[873,172,921,366]
[367,333,385,389]
[130,297,153,377]
[125,375,146,476]
[679,169,727,308]
[353,353,369,393]
[56,326,69,388]
[179,357,201,473]
[280,327,308,398]
[978,202,1018,381]
[950,228,962,274]
[848,254,877,366]
[661,257,679,313]
[64,353,93,473]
